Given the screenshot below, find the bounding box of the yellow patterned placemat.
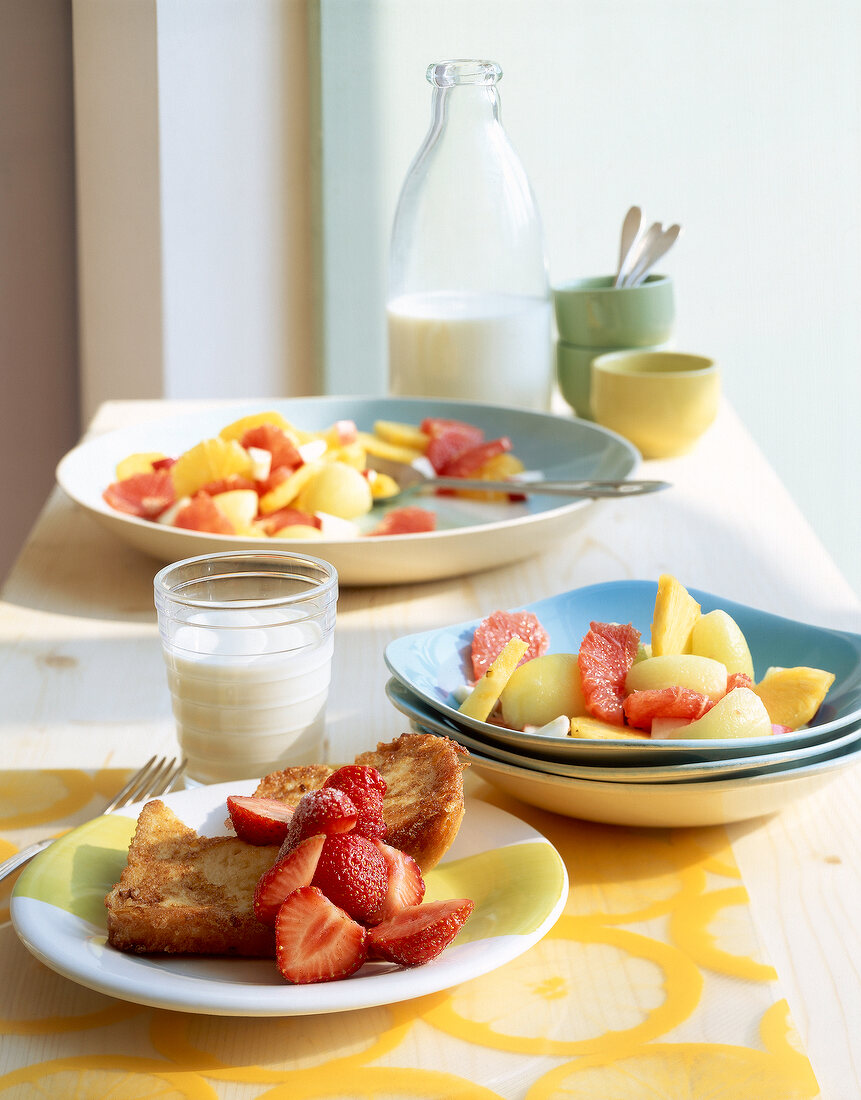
[0,770,820,1099]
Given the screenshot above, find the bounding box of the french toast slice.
[254,732,468,870]
[105,800,279,956]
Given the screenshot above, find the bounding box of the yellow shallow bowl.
[591,350,719,458]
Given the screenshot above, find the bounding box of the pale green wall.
[316,0,860,595]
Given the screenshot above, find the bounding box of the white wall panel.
[317,0,861,594]
[73,0,317,424]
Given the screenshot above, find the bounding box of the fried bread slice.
[255,732,468,869]
[105,800,278,956]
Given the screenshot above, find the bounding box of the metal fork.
[0,755,187,882]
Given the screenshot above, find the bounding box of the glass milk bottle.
[387,59,552,410]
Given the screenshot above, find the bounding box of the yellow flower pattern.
[0,771,820,1099]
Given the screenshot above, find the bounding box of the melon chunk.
[753,666,835,730]
[651,575,701,656]
[690,610,754,679]
[678,687,772,740]
[625,654,727,703]
[499,653,586,729]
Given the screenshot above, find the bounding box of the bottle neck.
[430,82,501,142]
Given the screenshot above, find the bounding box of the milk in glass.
[163,607,333,784]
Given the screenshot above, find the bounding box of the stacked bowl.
[554,275,675,419]
[384,581,861,828]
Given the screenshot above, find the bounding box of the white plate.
[465,735,861,828]
[386,677,861,784]
[11,783,567,1017]
[56,396,638,587]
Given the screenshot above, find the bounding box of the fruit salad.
[458,576,835,741]
[227,765,473,984]
[102,410,527,539]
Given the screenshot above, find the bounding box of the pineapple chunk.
[115,452,166,480]
[569,715,648,740]
[211,489,259,533]
[219,410,293,441]
[459,637,528,722]
[258,462,322,515]
[270,524,324,540]
[456,453,526,502]
[324,441,366,470]
[753,666,835,730]
[651,575,701,656]
[690,610,754,678]
[369,472,400,499]
[171,438,254,499]
[356,431,423,466]
[372,419,430,451]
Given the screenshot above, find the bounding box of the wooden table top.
[1,398,858,1098]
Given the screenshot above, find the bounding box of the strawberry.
[368,899,474,967]
[323,765,387,841]
[373,840,425,921]
[311,834,389,925]
[253,833,325,926]
[227,795,296,845]
[275,885,368,984]
[279,788,358,855]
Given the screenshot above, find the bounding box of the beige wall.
[0,0,80,584]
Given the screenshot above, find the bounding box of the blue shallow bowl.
[384,580,861,765]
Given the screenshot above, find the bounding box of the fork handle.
[428,477,671,498]
[0,838,56,882]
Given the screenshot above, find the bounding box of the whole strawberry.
[279,787,358,856]
[312,833,389,925]
[323,765,387,841]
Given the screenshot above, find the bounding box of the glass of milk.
[154,551,338,784]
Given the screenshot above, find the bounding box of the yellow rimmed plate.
[11,782,567,1016]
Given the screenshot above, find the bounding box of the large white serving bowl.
[461,734,861,828]
[387,677,861,784]
[56,396,639,587]
[385,580,861,762]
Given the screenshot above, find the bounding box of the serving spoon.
[613,206,642,287]
[366,454,670,503]
[625,223,682,287]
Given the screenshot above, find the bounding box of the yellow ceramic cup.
[591,351,719,458]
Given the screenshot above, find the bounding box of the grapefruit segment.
[623,686,712,732]
[471,610,550,681]
[578,621,641,726]
[173,491,235,534]
[102,470,175,518]
[240,425,303,471]
[367,507,437,536]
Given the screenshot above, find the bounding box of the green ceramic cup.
[554,274,675,348]
[557,339,670,420]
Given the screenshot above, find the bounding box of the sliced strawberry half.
[253,833,325,926]
[311,833,389,925]
[368,898,474,967]
[274,885,368,984]
[227,795,296,845]
[373,840,425,921]
[279,787,358,856]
